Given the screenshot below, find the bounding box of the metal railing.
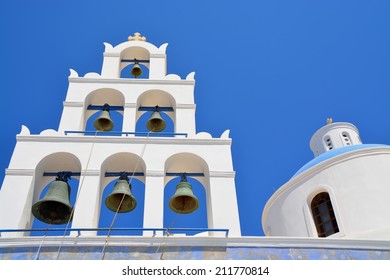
[64,130,188,137]
[0,227,229,237]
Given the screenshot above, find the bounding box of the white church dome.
[262,121,390,240]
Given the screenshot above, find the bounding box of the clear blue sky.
[1,1,390,236]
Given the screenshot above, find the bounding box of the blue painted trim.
[293,144,388,177]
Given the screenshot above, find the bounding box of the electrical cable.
[34,224,51,260]
[55,130,99,260]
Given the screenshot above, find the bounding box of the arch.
[120,46,151,79]
[31,152,82,235]
[310,191,339,237]
[136,90,176,134]
[33,152,82,202]
[98,152,146,235]
[83,89,125,131]
[163,153,210,235]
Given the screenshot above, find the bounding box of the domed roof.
[293,144,387,177]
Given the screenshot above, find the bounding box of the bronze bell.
[131,60,142,78]
[32,176,73,225]
[169,174,199,214]
[94,103,114,131]
[105,176,137,213]
[146,106,166,132]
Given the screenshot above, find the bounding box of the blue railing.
[64,131,188,137]
[0,227,229,237]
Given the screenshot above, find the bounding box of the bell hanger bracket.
[166,172,204,177]
[43,171,79,181]
[87,104,124,111]
[121,59,150,63]
[138,106,173,112]
[105,171,145,177]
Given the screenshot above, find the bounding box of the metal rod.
[121,59,150,63]
[105,172,145,177]
[87,105,124,111]
[138,106,174,112]
[166,172,204,177]
[43,172,81,177]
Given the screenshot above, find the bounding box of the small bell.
[131,59,142,78]
[146,106,166,132]
[169,173,199,214]
[94,103,114,131]
[105,174,137,213]
[31,172,73,225]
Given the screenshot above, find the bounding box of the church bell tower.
[0,33,241,237]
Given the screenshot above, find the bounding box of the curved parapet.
[40,129,59,136]
[164,74,181,80]
[18,125,30,136]
[220,130,230,139]
[186,72,196,81]
[103,42,114,52]
[194,132,212,139]
[68,69,79,78]
[84,72,101,78]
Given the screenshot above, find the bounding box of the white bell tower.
[0,33,241,237]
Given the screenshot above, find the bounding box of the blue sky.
[1,1,390,236]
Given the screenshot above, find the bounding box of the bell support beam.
[104,172,145,177]
[43,172,80,178]
[166,172,204,177]
[86,105,174,112]
[121,59,150,63]
[87,105,124,111]
[138,106,174,112]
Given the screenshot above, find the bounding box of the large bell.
[105,179,137,213]
[146,106,166,132]
[32,179,73,225]
[169,178,199,214]
[131,62,142,78]
[94,106,114,131]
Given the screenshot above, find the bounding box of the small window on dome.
[323,135,333,151]
[342,131,352,146]
[311,192,339,237]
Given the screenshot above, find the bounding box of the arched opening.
[120,46,151,79]
[84,89,125,133]
[341,131,352,146]
[98,153,146,236]
[164,153,210,236]
[98,177,145,236]
[136,90,176,136]
[323,135,334,151]
[120,63,149,79]
[31,152,81,236]
[136,110,174,137]
[310,192,339,237]
[163,175,207,235]
[31,176,79,236]
[85,110,123,135]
